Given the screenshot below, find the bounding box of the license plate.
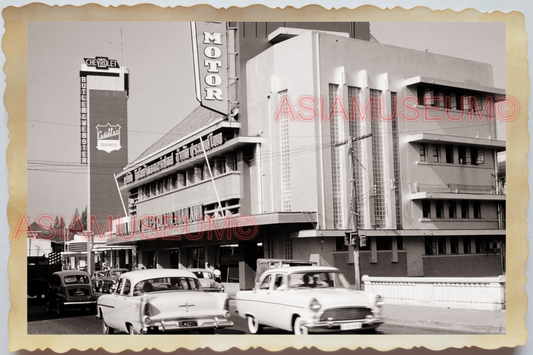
[179,321,198,327]
[340,322,362,330]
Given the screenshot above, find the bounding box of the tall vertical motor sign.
[191,22,229,116]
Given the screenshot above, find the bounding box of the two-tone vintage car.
[96,268,129,293]
[96,269,234,334]
[235,266,384,334]
[187,268,225,293]
[46,270,97,315]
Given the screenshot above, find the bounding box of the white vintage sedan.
[96,269,233,334]
[235,266,383,334]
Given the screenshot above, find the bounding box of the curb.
[384,317,505,334]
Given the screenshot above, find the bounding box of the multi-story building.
[109,23,505,290]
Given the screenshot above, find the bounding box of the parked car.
[96,269,234,335]
[46,270,97,315]
[235,266,384,334]
[90,270,106,291]
[97,268,129,293]
[187,268,225,292]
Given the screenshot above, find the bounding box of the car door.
[104,277,124,331]
[264,273,291,330]
[251,274,276,327]
[119,279,142,333]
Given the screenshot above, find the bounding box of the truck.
[27,256,61,298]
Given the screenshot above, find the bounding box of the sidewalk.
[383,303,506,334]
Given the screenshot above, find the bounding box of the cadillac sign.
[96,123,122,153]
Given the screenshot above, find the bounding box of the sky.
[27,21,506,224]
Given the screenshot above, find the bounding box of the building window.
[471,147,485,165]
[348,86,365,228]
[284,233,293,259]
[458,146,467,165]
[450,237,459,254]
[419,143,427,162]
[424,237,434,255]
[370,89,386,228]
[463,236,471,254]
[376,237,392,250]
[279,90,292,212]
[473,201,481,218]
[445,145,454,164]
[336,237,348,251]
[475,236,485,253]
[226,155,237,172]
[435,200,444,218]
[448,200,456,219]
[422,200,431,219]
[438,238,446,254]
[329,84,343,228]
[432,144,440,163]
[461,201,469,219]
[397,236,403,250]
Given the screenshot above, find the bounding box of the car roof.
[187,268,212,273]
[53,270,90,276]
[264,266,340,274]
[119,269,197,283]
[108,268,129,271]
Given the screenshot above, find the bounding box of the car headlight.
[375,295,384,307]
[309,298,321,312]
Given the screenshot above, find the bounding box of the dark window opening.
[461,201,469,219]
[473,201,481,219]
[422,200,431,218]
[450,237,459,254]
[438,238,446,254]
[448,200,456,219]
[458,146,467,165]
[463,236,471,254]
[435,200,444,219]
[445,145,454,164]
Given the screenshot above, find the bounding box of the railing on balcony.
[414,183,499,195]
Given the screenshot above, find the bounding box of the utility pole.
[336,133,371,290]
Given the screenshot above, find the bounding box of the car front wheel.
[293,317,308,335]
[247,316,263,334]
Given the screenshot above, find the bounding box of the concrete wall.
[363,275,506,311]
[423,254,503,277]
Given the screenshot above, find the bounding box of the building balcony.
[411,182,505,201]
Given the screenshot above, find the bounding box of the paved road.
[27,296,465,335]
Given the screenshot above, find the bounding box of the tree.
[81,206,88,231]
[68,208,84,234]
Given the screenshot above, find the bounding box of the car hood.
[290,288,374,308]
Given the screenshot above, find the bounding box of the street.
[27,296,466,335]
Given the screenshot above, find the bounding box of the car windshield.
[192,271,213,279]
[133,277,203,295]
[287,271,351,289]
[63,275,90,285]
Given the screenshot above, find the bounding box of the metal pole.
[349,139,361,290]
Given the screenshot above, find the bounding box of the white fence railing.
[362,275,506,311]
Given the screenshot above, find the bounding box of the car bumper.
[63,300,97,306]
[141,317,234,334]
[303,317,384,333]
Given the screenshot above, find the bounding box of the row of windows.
[335,236,403,252]
[419,143,485,165]
[417,87,492,113]
[424,236,501,256]
[133,154,238,202]
[422,200,482,219]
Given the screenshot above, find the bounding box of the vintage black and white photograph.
[7,3,526,350]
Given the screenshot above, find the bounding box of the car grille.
[68,287,91,296]
[319,307,372,321]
